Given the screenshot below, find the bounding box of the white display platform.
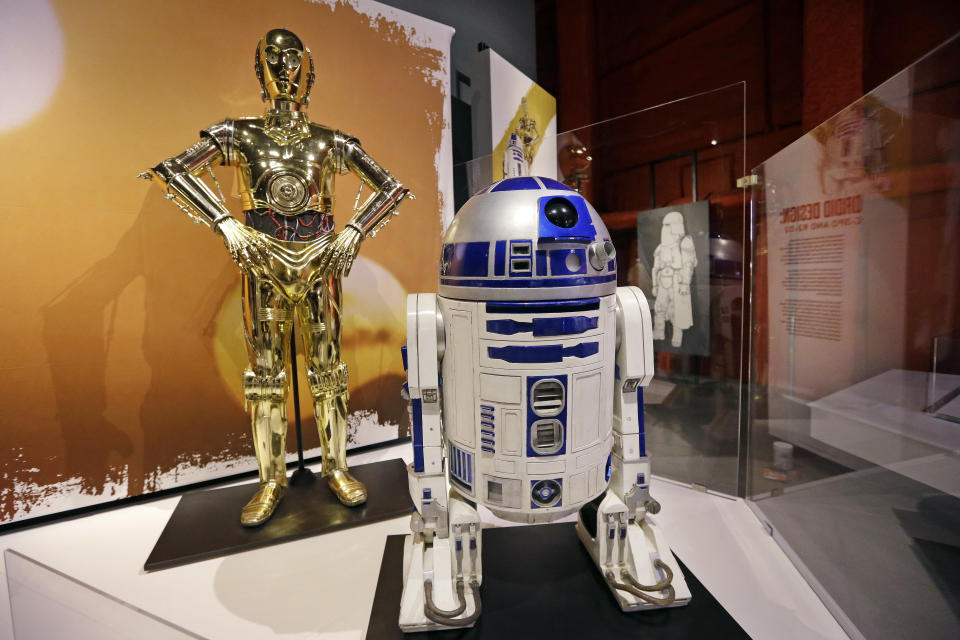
[810,369,960,496]
[0,444,849,640]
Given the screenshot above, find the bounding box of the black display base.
[145,458,413,571]
[367,521,749,639]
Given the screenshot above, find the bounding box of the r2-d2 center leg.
[576,287,692,610]
[399,294,482,631]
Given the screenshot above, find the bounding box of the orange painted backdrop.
[0,0,450,523]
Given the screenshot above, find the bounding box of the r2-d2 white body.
[503,132,529,178]
[400,176,690,631]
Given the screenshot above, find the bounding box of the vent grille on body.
[531,379,564,417]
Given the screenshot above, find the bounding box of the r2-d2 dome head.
[439,176,616,301]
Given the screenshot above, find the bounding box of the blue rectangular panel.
[509,241,533,276]
[441,242,490,277]
[411,398,424,472]
[549,249,587,276]
[536,249,547,275]
[538,194,596,241]
[526,375,567,458]
[494,240,506,276]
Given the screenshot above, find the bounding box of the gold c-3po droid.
[142,28,410,526]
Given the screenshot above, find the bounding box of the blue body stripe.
[401,346,408,371]
[486,316,598,337]
[494,240,506,276]
[486,299,600,313]
[534,316,597,336]
[488,342,599,364]
[413,445,424,472]
[637,388,646,457]
[486,319,529,335]
[441,274,616,288]
[411,398,424,472]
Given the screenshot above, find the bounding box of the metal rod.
[290,323,306,472]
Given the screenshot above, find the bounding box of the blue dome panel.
[491,177,541,192]
[538,177,574,191]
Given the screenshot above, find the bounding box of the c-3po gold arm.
[318,138,411,277]
[139,138,267,273]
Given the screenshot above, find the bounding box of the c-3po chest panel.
[231,118,341,215]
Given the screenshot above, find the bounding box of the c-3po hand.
[319,224,364,278]
[216,217,268,274]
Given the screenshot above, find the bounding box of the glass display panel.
[747,33,960,640]
[460,82,748,494]
[5,549,195,640]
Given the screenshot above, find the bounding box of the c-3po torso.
[145,28,409,526]
[212,114,343,239]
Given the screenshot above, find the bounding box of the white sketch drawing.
[651,211,698,347]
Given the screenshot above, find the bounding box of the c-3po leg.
[240,271,293,526]
[298,275,367,506]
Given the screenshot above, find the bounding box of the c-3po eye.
[283,51,302,68]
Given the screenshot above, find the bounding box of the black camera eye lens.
[543,198,578,228]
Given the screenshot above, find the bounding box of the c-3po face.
[255,28,315,105]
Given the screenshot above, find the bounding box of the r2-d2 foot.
[399,478,483,631]
[576,488,691,611]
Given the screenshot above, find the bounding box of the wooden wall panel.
[596,0,749,77]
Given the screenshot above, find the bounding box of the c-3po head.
[255,28,315,108]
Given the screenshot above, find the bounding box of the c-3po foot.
[240,480,284,527]
[327,468,367,506]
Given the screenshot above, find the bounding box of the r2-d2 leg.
[399,294,482,632]
[576,287,691,611]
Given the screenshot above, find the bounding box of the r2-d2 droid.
[400,176,691,631]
